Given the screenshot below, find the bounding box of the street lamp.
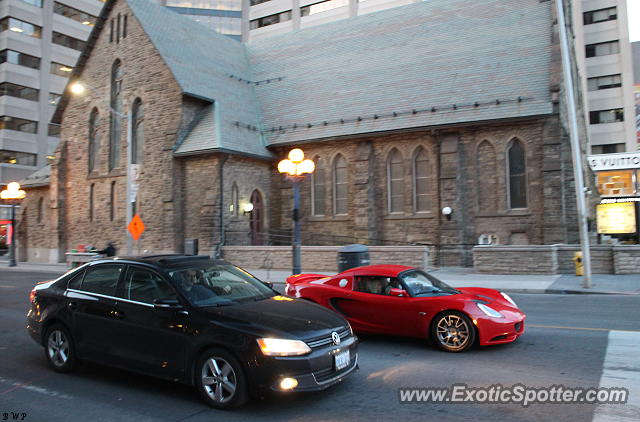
[278,148,315,275]
[1,182,26,267]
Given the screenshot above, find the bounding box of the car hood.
[199,295,348,340]
[455,287,520,310]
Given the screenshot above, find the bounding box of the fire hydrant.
[572,251,583,276]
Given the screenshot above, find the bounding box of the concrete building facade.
[0,0,103,185]
[572,0,637,153]
[16,0,591,266]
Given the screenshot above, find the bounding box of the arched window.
[413,147,430,212]
[109,181,116,221]
[507,139,527,209]
[109,59,123,171]
[387,149,404,213]
[311,157,325,216]
[131,98,144,164]
[476,141,497,212]
[230,182,239,216]
[37,197,44,223]
[89,183,95,222]
[333,154,347,215]
[88,108,100,172]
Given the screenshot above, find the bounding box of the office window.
[48,123,61,137]
[301,0,348,17]
[52,32,87,51]
[168,0,242,10]
[250,0,270,5]
[0,150,36,166]
[48,93,61,106]
[387,149,404,213]
[249,10,291,29]
[19,0,43,7]
[589,109,624,124]
[0,49,40,69]
[0,17,41,38]
[53,2,96,26]
[413,147,430,213]
[0,116,37,133]
[591,143,625,154]
[109,60,123,170]
[131,98,144,164]
[88,108,100,172]
[507,139,527,209]
[587,74,622,91]
[333,154,348,215]
[585,41,619,58]
[50,62,73,77]
[311,158,325,216]
[583,7,616,25]
[0,82,38,101]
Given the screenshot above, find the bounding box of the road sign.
[127,213,145,240]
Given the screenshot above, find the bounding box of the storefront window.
[596,170,636,196]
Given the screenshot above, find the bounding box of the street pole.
[8,203,16,267]
[556,0,592,288]
[125,110,133,256]
[292,177,301,275]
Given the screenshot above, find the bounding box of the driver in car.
[179,270,217,303]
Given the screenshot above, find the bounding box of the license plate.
[334,350,350,371]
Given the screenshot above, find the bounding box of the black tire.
[430,311,476,353]
[195,348,249,409]
[44,324,78,373]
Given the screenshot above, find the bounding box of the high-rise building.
[572,0,637,153]
[154,0,242,39]
[0,0,104,185]
[246,0,416,40]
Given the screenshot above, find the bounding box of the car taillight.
[30,288,37,304]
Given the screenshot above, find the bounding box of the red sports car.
[286,265,525,352]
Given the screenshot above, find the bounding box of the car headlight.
[500,292,518,308]
[476,303,504,318]
[257,338,312,356]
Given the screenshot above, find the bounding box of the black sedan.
[26,255,358,409]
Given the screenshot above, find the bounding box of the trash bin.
[337,244,370,272]
[572,251,583,276]
[185,238,199,256]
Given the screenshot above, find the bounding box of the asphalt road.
[0,270,638,422]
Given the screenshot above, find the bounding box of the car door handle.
[113,310,125,319]
[67,302,77,311]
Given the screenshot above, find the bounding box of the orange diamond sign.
[127,213,145,240]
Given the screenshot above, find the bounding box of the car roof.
[88,255,229,269]
[339,264,414,277]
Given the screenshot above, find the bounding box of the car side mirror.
[154,297,182,309]
[389,288,408,297]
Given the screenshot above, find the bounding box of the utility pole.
[555,0,592,288]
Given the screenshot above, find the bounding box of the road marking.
[593,330,640,422]
[527,324,640,333]
[0,376,73,399]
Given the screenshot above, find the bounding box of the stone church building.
[17,0,590,266]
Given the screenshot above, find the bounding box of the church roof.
[53,0,555,156]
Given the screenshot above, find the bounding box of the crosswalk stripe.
[593,330,640,422]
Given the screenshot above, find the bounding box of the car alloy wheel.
[45,324,77,372]
[432,312,475,352]
[196,348,248,409]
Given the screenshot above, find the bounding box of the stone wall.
[221,245,435,272]
[474,244,640,274]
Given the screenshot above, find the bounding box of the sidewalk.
[1,257,638,295]
[245,267,640,295]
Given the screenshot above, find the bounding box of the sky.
[629,0,639,42]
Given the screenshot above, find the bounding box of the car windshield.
[169,264,275,307]
[399,270,459,297]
